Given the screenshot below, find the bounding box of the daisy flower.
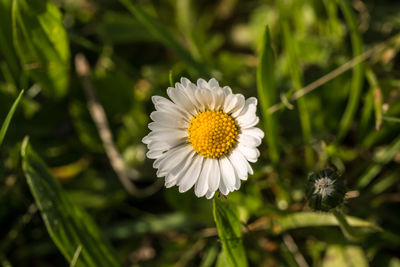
[142,77,264,199]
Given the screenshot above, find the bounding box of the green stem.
[169,70,174,87]
[332,208,362,242]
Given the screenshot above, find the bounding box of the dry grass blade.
[75,53,162,198]
[267,33,400,115]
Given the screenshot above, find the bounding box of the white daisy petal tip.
[144,77,264,198]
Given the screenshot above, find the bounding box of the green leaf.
[21,138,121,267]
[213,198,248,267]
[0,89,23,147]
[252,212,381,234]
[12,0,70,98]
[273,212,382,233]
[118,0,209,78]
[256,26,280,163]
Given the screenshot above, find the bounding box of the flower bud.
[306,169,346,212]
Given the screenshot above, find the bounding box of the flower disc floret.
[188,110,238,158]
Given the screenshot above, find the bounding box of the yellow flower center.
[187,110,238,158]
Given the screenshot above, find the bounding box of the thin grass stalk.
[0,89,24,147]
[337,0,364,141]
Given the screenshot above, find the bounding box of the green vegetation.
[1,0,400,266]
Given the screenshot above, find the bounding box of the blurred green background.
[1,0,400,266]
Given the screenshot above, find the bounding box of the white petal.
[241,127,264,140]
[142,135,151,144]
[237,144,260,163]
[194,158,213,197]
[231,94,246,118]
[208,78,219,89]
[234,176,241,190]
[219,156,236,191]
[195,89,214,110]
[219,180,229,195]
[165,179,176,188]
[150,111,187,128]
[241,116,259,129]
[164,150,196,185]
[148,122,182,132]
[178,155,203,192]
[236,103,257,127]
[223,94,238,114]
[205,190,215,199]
[213,88,225,110]
[146,150,165,159]
[208,159,220,193]
[155,145,191,173]
[185,83,201,111]
[146,130,187,142]
[147,134,185,149]
[237,97,257,116]
[231,147,254,176]
[245,160,254,175]
[167,87,196,114]
[154,102,190,121]
[228,150,248,180]
[222,86,232,95]
[152,95,165,105]
[158,146,192,173]
[238,133,262,147]
[197,78,210,89]
[148,141,173,152]
[226,154,241,191]
[180,77,192,87]
[169,150,196,176]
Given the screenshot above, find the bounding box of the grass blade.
[337,0,364,141]
[357,135,400,189]
[21,138,121,267]
[257,26,280,163]
[0,89,23,147]
[365,69,383,131]
[280,18,314,168]
[119,0,209,78]
[382,116,400,123]
[213,198,248,267]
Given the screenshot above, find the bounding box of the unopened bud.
[306,169,346,212]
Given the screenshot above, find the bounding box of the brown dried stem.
[75,53,162,198]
